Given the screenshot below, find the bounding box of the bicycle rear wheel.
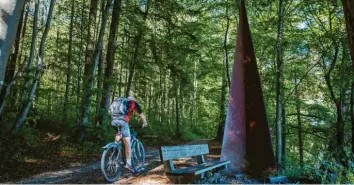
[101,143,124,182]
[131,140,145,172]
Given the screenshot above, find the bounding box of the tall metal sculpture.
[221,0,275,175]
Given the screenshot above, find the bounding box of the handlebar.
[129,125,147,130]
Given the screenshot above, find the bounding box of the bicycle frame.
[103,127,138,153]
[101,126,145,182]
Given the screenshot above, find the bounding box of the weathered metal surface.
[160,144,209,161]
[221,0,275,175]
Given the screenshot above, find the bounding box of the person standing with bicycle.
[110,96,148,171]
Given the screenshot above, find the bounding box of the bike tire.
[101,143,124,182]
[131,140,145,172]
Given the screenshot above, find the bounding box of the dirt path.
[10,149,168,184]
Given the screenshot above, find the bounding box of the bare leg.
[123,137,131,164]
[115,134,121,143]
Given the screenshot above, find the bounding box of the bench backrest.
[160,144,209,161]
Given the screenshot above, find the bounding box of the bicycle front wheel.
[131,140,145,172]
[101,143,124,182]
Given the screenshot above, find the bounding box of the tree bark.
[275,0,285,167]
[0,56,26,116]
[20,0,39,109]
[174,77,180,137]
[18,6,28,65]
[0,0,26,92]
[342,0,354,70]
[99,0,122,125]
[77,0,85,125]
[352,82,354,154]
[63,0,75,121]
[15,0,56,131]
[295,72,303,167]
[190,59,198,124]
[341,0,354,155]
[95,50,103,124]
[12,6,28,106]
[281,107,287,169]
[322,44,346,163]
[81,0,112,142]
[80,0,98,121]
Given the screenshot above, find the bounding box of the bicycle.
[101,126,146,183]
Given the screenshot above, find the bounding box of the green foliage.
[0,123,41,164]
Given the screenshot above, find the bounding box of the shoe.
[124,163,134,172]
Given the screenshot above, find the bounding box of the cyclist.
[110,96,148,172]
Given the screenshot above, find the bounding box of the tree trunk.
[190,59,198,124]
[342,0,354,70]
[77,0,85,125]
[125,0,150,97]
[341,0,354,155]
[15,0,55,131]
[20,0,39,109]
[167,87,171,125]
[12,6,28,106]
[174,77,180,137]
[281,107,286,169]
[148,85,152,121]
[80,0,99,121]
[118,63,123,97]
[351,82,354,154]
[95,50,103,124]
[81,0,112,142]
[0,56,26,116]
[162,71,166,122]
[63,0,75,121]
[275,0,285,167]
[295,72,303,167]
[336,98,345,162]
[323,44,346,163]
[159,69,163,122]
[0,0,26,92]
[18,6,28,67]
[99,0,122,125]
[180,79,184,130]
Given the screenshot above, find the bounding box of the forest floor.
[1,136,303,184]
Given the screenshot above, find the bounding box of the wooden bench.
[159,144,230,184]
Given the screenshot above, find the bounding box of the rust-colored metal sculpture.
[221,0,275,175]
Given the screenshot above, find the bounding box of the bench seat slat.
[166,161,230,176]
[160,144,209,161]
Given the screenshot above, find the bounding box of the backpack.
[110,97,129,120]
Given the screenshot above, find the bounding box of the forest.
[0,0,353,183]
